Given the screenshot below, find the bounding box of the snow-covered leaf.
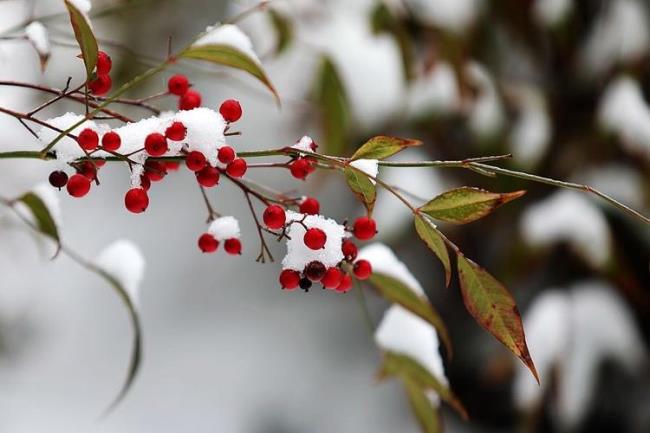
[351,135,422,161]
[414,214,451,287]
[313,55,350,156]
[25,21,51,71]
[344,165,376,213]
[64,0,98,79]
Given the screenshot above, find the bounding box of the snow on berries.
[291,136,318,153]
[165,121,187,141]
[199,216,242,256]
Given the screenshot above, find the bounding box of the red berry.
[164,161,180,171]
[336,274,353,293]
[66,174,91,197]
[341,239,358,261]
[94,160,106,168]
[144,160,167,182]
[178,89,201,110]
[226,158,247,177]
[186,151,207,171]
[168,74,189,96]
[299,197,320,215]
[101,131,121,151]
[88,74,112,95]
[144,132,168,156]
[353,259,372,280]
[48,170,68,189]
[321,267,343,289]
[304,227,327,250]
[196,165,220,187]
[304,261,326,281]
[353,216,377,240]
[219,99,242,122]
[124,188,149,213]
[224,238,242,255]
[96,51,112,75]
[279,269,300,290]
[263,205,286,229]
[77,161,98,181]
[165,121,187,141]
[77,128,99,150]
[217,146,236,164]
[289,158,312,179]
[198,233,219,253]
[140,175,151,191]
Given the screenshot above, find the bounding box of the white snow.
[407,62,460,117]
[174,108,227,166]
[465,62,505,139]
[405,0,482,34]
[291,135,317,153]
[575,164,645,210]
[281,211,345,271]
[207,216,241,241]
[533,0,573,27]
[37,113,99,165]
[509,87,551,167]
[349,159,378,184]
[193,24,261,65]
[94,240,145,306]
[25,21,50,61]
[67,0,92,14]
[358,243,425,296]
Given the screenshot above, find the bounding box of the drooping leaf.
[351,135,422,161]
[268,8,293,56]
[344,165,376,213]
[456,254,539,383]
[368,273,452,357]
[414,214,451,287]
[18,192,60,254]
[403,378,442,433]
[64,0,98,79]
[313,55,350,156]
[420,187,526,224]
[370,2,415,82]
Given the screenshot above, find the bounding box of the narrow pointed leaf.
[370,3,415,82]
[404,378,442,433]
[313,56,350,156]
[344,165,376,213]
[268,8,293,55]
[414,214,451,287]
[456,254,539,383]
[64,0,98,78]
[420,187,526,224]
[351,135,422,161]
[18,192,60,254]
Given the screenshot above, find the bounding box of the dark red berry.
[140,175,151,191]
[353,259,372,280]
[77,161,97,181]
[144,160,167,182]
[279,269,300,290]
[219,99,242,122]
[304,228,327,250]
[299,277,312,291]
[353,216,377,240]
[144,133,168,156]
[341,239,358,261]
[165,121,186,141]
[66,174,91,197]
[321,267,343,289]
[336,274,353,293]
[198,233,219,253]
[224,238,242,255]
[226,158,247,177]
[96,51,112,75]
[186,151,207,172]
[48,170,68,189]
[168,74,190,96]
[299,197,320,215]
[88,74,111,95]
[178,89,201,110]
[124,188,149,213]
[263,205,286,229]
[304,261,326,281]
[196,165,220,187]
[289,158,312,179]
[77,128,99,150]
[217,146,236,164]
[101,131,121,151]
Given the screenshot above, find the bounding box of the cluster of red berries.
[88,51,113,96]
[197,233,242,256]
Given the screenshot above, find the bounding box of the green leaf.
[18,192,61,255]
[313,56,350,156]
[64,0,98,79]
[181,44,278,102]
[344,165,376,213]
[414,214,451,287]
[268,8,293,55]
[368,273,452,357]
[456,254,539,383]
[420,187,526,224]
[378,351,468,419]
[351,136,422,161]
[403,378,442,433]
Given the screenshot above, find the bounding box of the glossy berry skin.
[144,133,168,156]
[353,216,377,240]
[353,259,372,280]
[144,160,167,182]
[165,121,187,141]
[219,99,242,122]
[263,205,286,229]
[304,261,326,281]
[88,74,112,95]
[66,174,91,197]
[77,161,97,181]
[48,170,68,189]
[299,197,320,215]
[139,175,151,191]
[178,89,202,110]
[217,146,236,164]
[289,158,312,180]
[96,51,112,75]
[77,128,99,150]
[304,228,327,250]
[321,268,343,289]
[101,131,121,151]
[341,239,358,261]
[198,233,219,253]
[186,151,207,172]
[124,188,149,214]
[224,238,242,255]
[299,277,312,291]
[226,158,247,177]
[168,74,190,96]
[279,269,300,290]
[336,274,353,293]
[196,166,220,187]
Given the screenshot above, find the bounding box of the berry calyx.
[217,146,236,164]
[299,277,312,291]
[341,239,358,261]
[304,228,327,250]
[124,188,149,213]
[168,74,190,96]
[299,197,320,215]
[321,268,343,289]
[178,89,201,110]
[186,151,207,172]
[226,158,247,177]
[196,166,220,187]
[279,269,300,290]
[353,216,377,240]
[219,99,242,122]
[77,128,99,150]
[66,174,91,197]
[88,74,112,95]
[353,259,372,280]
[289,158,312,180]
[96,51,112,75]
[48,170,68,189]
[144,160,167,182]
[263,205,286,229]
[144,132,168,156]
[336,274,353,293]
[101,131,121,151]
[224,238,242,255]
[304,261,326,281]
[198,233,219,253]
[165,121,187,141]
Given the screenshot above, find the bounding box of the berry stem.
[243,191,274,263]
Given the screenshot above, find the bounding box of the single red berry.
[289,158,312,180]
[336,274,353,293]
[304,261,326,281]
[77,161,98,181]
[341,239,358,261]
[88,74,112,95]
[224,238,242,255]
[353,216,377,240]
[226,158,247,177]
[198,233,219,253]
[321,267,343,289]
[219,99,242,122]
[217,146,236,164]
[144,132,168,156]
[140,175,151,191]
[279,269,300,290]
[305,157,317,174]
[353,259,372,280]
[94,160,106,168]
[165,121,187,141]
[96,51,112,75]
[299,197,320,215]
[48,170,68,189]
[144,160,167,182]
[263,205,286,229]
[304,228,327,250]
[164,161,180,171]
[186,151,207,171]
[77,128,99,150]
[101,131,121,151]
[124,188,149,214]
[196,165,220,187]
[168,74,189,96]
[178,89,201,110]
[66,173,91,197]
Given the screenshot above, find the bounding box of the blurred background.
[0,0,649,432]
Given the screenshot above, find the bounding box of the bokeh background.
[0,0,649,432]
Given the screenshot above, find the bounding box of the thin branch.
[243,191,273,263]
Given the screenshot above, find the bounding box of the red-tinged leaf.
[351,135,422,161]
[420,187,526,224]
[456,254,539,383]
[344,165,376,213]
[414,214,451,287]
[64,0,98,78]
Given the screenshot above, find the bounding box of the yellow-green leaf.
[351,135,422,161]
[64,0,98,79]
[18,192,60,254]
[344,165,376,213]
[420,187,526,224]
[403,378,442,433]
[368,273,452,357]
[313,56,350,156]
[414,214,451,287]
[268,8,293,55]
[456,254,539,383]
